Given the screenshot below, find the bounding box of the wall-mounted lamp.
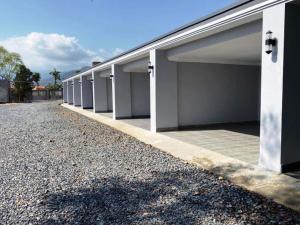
[148,62,154,74]
[89,79,94,83]
[109,74,114,80]
[265,31,276,54]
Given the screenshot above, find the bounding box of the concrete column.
[112,64,132,119]
[63,82,68,103]
[81,75,93,109]
[73,79,81,106]
[67,80,73,105]
[93,71,108,113]
[260,3,300,172]
[150,49,178,132]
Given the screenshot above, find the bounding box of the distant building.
[0,79,10,103]
[32,85,46,91]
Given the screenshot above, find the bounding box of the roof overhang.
[63,0,293,82]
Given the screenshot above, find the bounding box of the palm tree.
[49,68,61,85]
[32,72,41,86]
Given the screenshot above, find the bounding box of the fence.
[32,90,62,101]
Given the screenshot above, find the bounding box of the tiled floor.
[121,118,151,130]
[99,112,113,119]
[164,123,260,165]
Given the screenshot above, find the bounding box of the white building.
[63,0,300,173]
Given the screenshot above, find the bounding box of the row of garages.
[63,0,300,173]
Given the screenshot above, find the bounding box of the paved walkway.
[62,103,300,213]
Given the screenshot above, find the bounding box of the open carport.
[112,57,151,130]
[159,19,262,165]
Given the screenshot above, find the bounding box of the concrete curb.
[61,103,300,212]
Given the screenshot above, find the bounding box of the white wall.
[81,76,93,109]
[112,64,132,119]
[93,72,108,112]
[63,82,68,103]
[73,79,81,106]
[178,62,261,126]
[281,3,300,168]
[131,72,150,117]
[67,81,73,104]
[107,78,113,111]
[150,49,178,132]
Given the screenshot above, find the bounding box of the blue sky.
[0,0,235,76]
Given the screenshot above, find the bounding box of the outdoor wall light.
[109,74,114,80]
[89,79,94,83]
[265,31,276,54]
[148,62,154,74]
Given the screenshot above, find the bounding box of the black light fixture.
[109,74,114,80]
[265,31,276,54]
[90,79,94,83]
[148,61,154,74]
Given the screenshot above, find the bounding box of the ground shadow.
[38,169,299,225]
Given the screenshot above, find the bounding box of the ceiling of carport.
[167,20,262,66]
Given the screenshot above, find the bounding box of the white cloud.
[0,32,124,73]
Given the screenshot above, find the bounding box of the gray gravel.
[0,101,299,225]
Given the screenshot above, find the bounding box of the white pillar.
[63,82,68,103]
[93,71,109,113]
[112,64,132,119]
[260,3,300,172]
[81,75,93,109]
[67,80,73,105]
[73,79,81,106]
[150,49,178,132]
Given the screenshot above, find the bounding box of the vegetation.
[32,72,41,86]
[46,83,62,91]
[49,68,61,85]
[14,65,33,102]
[0,46,23,81]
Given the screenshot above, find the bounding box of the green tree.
[14,65,33,102]
[32,72,41,86]
[46,83,62,91]
[0,46,23,81]
[49,68,61,85]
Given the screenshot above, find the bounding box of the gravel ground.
[0,101,299,225]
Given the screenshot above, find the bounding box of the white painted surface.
[150,49,178,132]
[131,73,150,116]
[123,58,149,73]
[112,64,132,119]
[178,62,261,126]
[63,82,68,103]
[99,69,111,78]
[168,20,262,65]
[81,75,93,109]
[67,81,73,104]
[93,71,108,112]
[259,4,285,172]
[73,79,81,106]
[260,2,300,172]
[107,78,113,111]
